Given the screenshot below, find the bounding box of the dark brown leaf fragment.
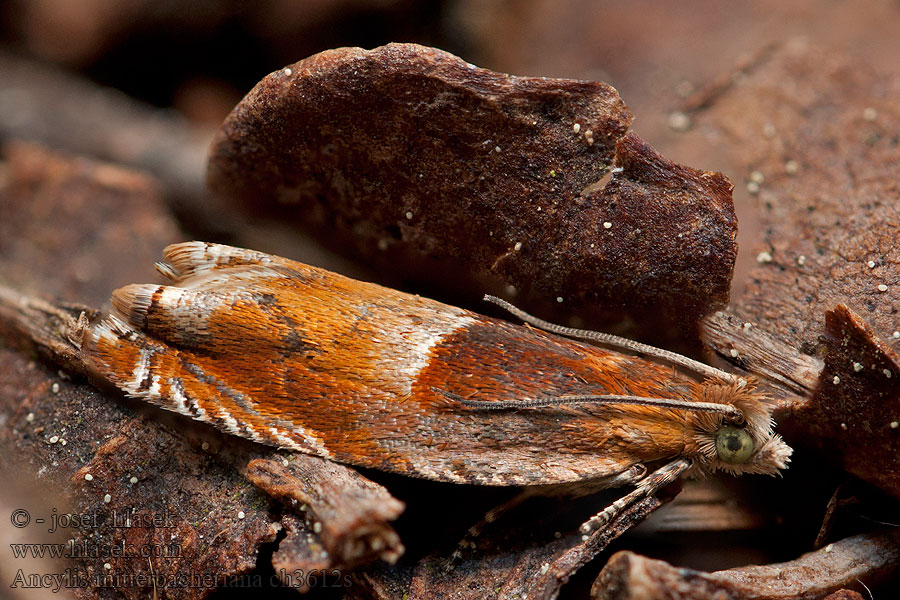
[692,42,900,499]
[354,494,666,600]
[245,457,405,569]
[694,41,899,390]
[823,591,866,600]
[782,305,900,498]
[592,528,900,600]
[69,420,279,600]
[207,43,736,332]
[269,513,332,593]
[546,132,736,330]
[702,309,823,398]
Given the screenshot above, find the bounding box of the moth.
[82,242,791,533]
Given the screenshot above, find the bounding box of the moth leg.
[548,462,648,498]
[579,458,692,537]
[451,464,647,563]
[450,489,533,562]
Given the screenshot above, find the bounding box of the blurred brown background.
[2,2,899,598]
[3,0,898,292]
[5,0,899,124]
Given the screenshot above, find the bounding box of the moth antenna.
[437,389,743,420]
[483,295,744,385]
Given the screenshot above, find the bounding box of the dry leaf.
[208,43,736,333]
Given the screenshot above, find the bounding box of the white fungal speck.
[494,146,501,153]
[667,111,691,132]
[797,255,806,266]
[894,331,900,339]
[49,436,59,444]
[282,458,289,466]
[729,349,739,358]
[603,221,613,229]
[129,476,138,484]
[201,442,209,451]
[825,543,834,553]
[26,412,34,423]
[675,80,695,97]
[867,260,876,268]
[877,284,888,292]
[784,160,799,174]
[313,522,323,534]
[749,171,765,184]
[104,494,111,503]
[51,382,60,394]
[405,211,413,220]
[584,130,594,145]
[556,297,564,303]
[833,376,841,385]
[104,563,111,571]
[237,511,245,520]
[84,473,93,481]
[746,181,760,194]
[840,423,848,430]
[891,421,899,429]
[283,67,292,76]
[742,322,752,331]
[884,369,893,379]
[756,251,773,264]
[514,241,522,251]
[853,362,863,372]
[573,123,581,133]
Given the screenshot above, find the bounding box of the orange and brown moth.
[82,242,791,533]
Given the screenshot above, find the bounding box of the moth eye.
[715,426,754,464]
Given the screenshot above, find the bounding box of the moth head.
[688,381,792,477]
